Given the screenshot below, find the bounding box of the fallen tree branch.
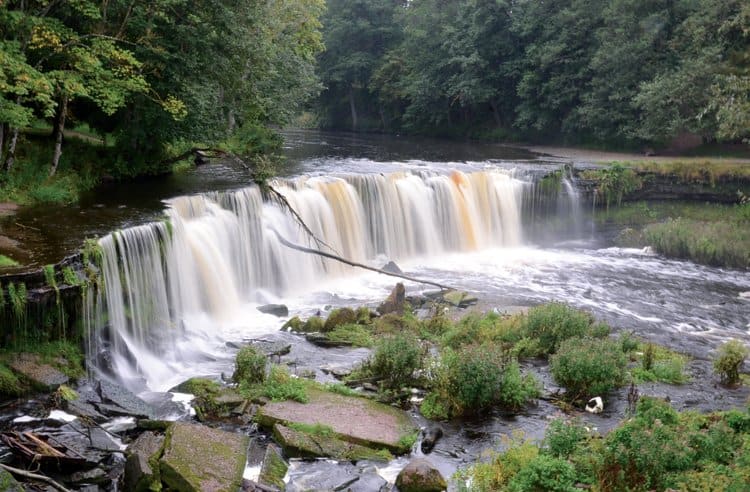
[270,229,452,291]
[0,463,73,492]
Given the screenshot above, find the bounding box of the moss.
[397,430,419,453]
[62,266,82,286]
[287,422,336,437]
[281,316,303,331]
[258,445,287,490]
[323,307,357,332]
[272,424,392,462]
[0,363,23,396]
[325,323,375,347]
[0,255,20,268]
[35,341,85,379]
[300,316,325,332]
[7,282,27,323]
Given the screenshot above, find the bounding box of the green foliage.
[287,422,336,438]
[325,323,375,348]
[62,267,81,286]
[54,384,79,403]
[498,360,541,411]
[714,340,749,386]
[0,255,19,268]
[550,337,627,400]
[366,332,423,390]
[35,341,85,378]
[507,454,578,492]
[0,363,22,396]
[233,346,267,385]
[420,392,449,421]
[544,419,590,459]
[457,433,540,492]
[522,303,603,356]
[6,282,27,322]
[582,164,643,209]
[323,383,359,397]
[260,366,308,403]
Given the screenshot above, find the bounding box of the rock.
[586,396,604,414]
[258,444,288,490]
[249,340,292,358]
[0,468,24,491]
[69,467,109,485]
[441,290,478,308]
[323,308,357,332]
[305,333,352,348]
[98,380,156,419]
[257,304,289,317]
[9,353,69,391]
[286,460,388,492]
[378,283,406,315]
[420,426,443,454]
[395,458,447,492]
[381,261,404,275]
[256,387,417,454]
[160,422,248,492]
[124,431,165,492]
[273,424,389,461]
[321,365,353,379]
[66,398,107,422]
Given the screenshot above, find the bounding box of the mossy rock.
[372,312,420,335]
[300,316,325,333]
[160,422,248,492]
[258,443,288,490]
[124,431,165,492]
[256,387,417,454]
[324,308,357,332]
[0,469,23,491]
[273,424,391,461]
[176,378,247,422]
[395,458,447,492]
[281,316,303,332]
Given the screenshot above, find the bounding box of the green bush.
[457,434,539,492]
[261,366,308,403]
[713,339,749,385]
[323,308,357,332]
[544,419,589,459]
[507,454,578,492]
[522,303,602,355]
[0,364,22,396]
[326,323,375,347]
[368,332,423,389]
[430,344,538,417]
[420,392,449,420]
[233,346,266,384]
[550,337,627,400]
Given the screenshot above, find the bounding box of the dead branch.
[270,229,452,291]
[0,463,72,492]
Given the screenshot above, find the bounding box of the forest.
[316,0,750,148]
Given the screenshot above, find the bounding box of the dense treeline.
[0,0,324,181]
[316,0,750,148]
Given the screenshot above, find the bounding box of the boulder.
[273,424,389,461]
[160,422,248,492]
[441,290,478,308]
[124,431,165,492]
[258,443,287,490]
[98,380,156,419]
[256,387,417,454]
[381,261,404,275]
[378,283,406,315]
[9,353,68,391]
[323,308,357,332]
[257,304,289,317]
[395,458,447,492]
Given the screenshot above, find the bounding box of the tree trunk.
[50,94,68,177]
[5,127,19,172]
[348,86,358,132]
[490,100,502,127]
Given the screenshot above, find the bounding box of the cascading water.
[86,169,544,391]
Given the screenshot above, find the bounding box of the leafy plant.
[714,339,749,385]
[550,337,627,400]
[233,345,267,384]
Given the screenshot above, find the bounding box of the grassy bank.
[598,201,750,269]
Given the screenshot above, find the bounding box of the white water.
[86,169,529,391]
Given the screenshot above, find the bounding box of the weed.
[233,346,267,384]
[0,255,19,268]
[714,339,749,386]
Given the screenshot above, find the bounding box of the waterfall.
[84,169,552,390]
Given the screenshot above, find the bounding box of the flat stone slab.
[160,422,248,492]
[257,388,416,453]
[273,424,389,461]
[9,354,68,390]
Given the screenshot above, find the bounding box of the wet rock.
[249,340,292,358]
[66,398,107,422]
[258,444,287,490]
[98,380,156,419]
[395,458,447,492]
[69,467,109,485]
[256,387,417,454]
[9,353,69,391]
[305,333,353,348]
[441,290,478,308]
[382,261,404,275]
[159,422,248,492]
[324,308,357,332]
[257,304,289,317]
[420,426,443,454]
[286,460,388,492]
[378,283,406,315]
[321,364,353,379]
[586,397,604,414]
[124,431,165,492]
[273,424,388,461]
[0,468,24,491]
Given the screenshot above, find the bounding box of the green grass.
[325,323,375,348]
[0,255,20,268]
[240,365,309,403]
[630,160,750,184]
[0,363,23,396]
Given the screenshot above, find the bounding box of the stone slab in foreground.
[256,388,417,453]
[160,422,248,492]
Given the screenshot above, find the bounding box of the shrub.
[323,307,357,332]
[714,339,749,385]
[420,392,449,420]
[458,433,539,492]
[326,323,375,347]
[261,366,308,403]
[550,337,627,400]
[522,303,600,355]
[498,360,540,410]
[507,455,578,492]
[233,345,267,384]
[544,419,589,459]
[368,332,423,389]
[0,364,22,396]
